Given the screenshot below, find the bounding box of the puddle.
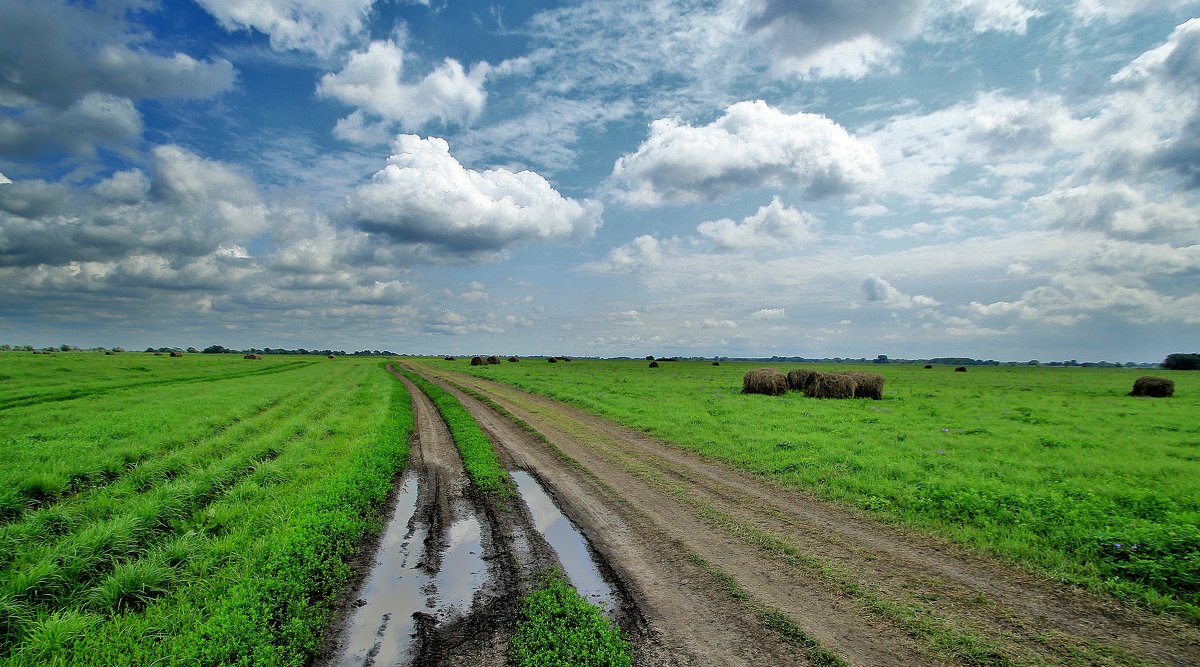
[331,476,492,666]
[432,506,488,620]
[511,470,616,611]
[334,472,428,667]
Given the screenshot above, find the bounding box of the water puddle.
[335,472,427,667]
[331,474,492,666]
[432,506,488,620]
[511,470,616,612]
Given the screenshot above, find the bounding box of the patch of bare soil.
[413,363,1200,667]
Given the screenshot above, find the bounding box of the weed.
[508,569,631,667]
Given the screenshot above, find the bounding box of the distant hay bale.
[562,357,572,362]
[1129,376,1174,398]
[649,361,659,368]
[328,354,336,359]
[954,366,967,372]
[154,352,163,356]
[712,361,720,366]
[243,354,261,360]
[846,372,885,400]
[105,351,115,355]
[508,356,519,362]
[170,351,183,357]
[470,356,484,366]
[923,364,933,369]
[548,357,558,363]
[486,356,500,365]
[444,356,457,361]
[786,369,820,394]
[742,368,787,396]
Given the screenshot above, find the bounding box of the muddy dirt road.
[405,362,1200,667]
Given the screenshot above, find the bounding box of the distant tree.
[59,344,73,352]
[1162,353,1200,370]
[0,344,11,351]
[874,355,888,364]
[186,347,199,353]
[646,355,655,360]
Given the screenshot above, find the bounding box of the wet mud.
[317,369,632,667]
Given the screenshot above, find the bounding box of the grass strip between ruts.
[508,569,632,667]
[396,366,510,498]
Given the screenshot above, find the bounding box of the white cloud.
[697,197,819,251]
[939,0,1043,34]
[341,135,602,257]
[195,0,377,56]
[611,100,880,205]
[0,172,10,185]
[862,275,939,310]
[1073,0,1196,23]
[318,37,490,138]
[750,307,785,320]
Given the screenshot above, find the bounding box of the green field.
[428,358,1200,622]
[0,353,413,666]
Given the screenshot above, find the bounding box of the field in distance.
[434,357,1200,623]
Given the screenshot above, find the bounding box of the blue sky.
[1,0,1198,361]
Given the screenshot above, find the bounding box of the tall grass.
[429,358,1200,622]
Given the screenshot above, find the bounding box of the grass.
[0,354,414,665]
[508,569,632,667]
[396,367,510,498]
[422,358,1200,622]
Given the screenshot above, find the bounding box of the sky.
[1,0,1198,361]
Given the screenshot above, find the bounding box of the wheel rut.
[413,363,1200,667]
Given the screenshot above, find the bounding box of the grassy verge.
[0,360,413,665]
[396,366,509,498]
[508,570,631,667]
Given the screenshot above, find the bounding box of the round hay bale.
[742,368,787,396]
[1129,376,1174,398]
[649,361,659,368]
[243,354,261,360]
[486,356,500,365]
[105,351,115,355]
[328,354,336,359]
[786,369,820,394]
[470,356,484,366]
[444,356,457,361]
[807,372,856,399]
[712,361,720,366]
[846,372,885,400]
[170,351,183,357]
[954,366,967,372]
[923,364,933,369]
[562,357,572,362]
[508,356,519,362]
[547,357,558,363]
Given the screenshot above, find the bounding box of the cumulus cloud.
[611,100,880,206]
[195,0,377,56]
[341,135,602,257]
[1073,0,1196,23]
[729,0,925,78]
[938,0,1042,34]
[697,197,819,250]
[0,145,265,268]
[861,275,940,309]
[318,37,491,139]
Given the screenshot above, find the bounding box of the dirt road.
[409,362,1200,667]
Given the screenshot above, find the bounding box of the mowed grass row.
[0,352,312,411]
[428,358,1200,622]
[0,357,414,665]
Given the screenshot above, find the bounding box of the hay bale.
[806,372,856,399]
[486,356,500,365]
[712,361,720,366]
[954,366,967,372]
[562,357,572,362]
[1129,376,1174,398]
[786,369,820,394]
[923,364,933,369]
[105,351,115,355]
[328,354,336,359]
[243,354,261,360]
[154,352,163,356]
[649,361,660,368]
[846,372,885,400]
[470,356,484,366]
[508,356,519,362]
[170,351,183,357]
[548,357,558,363]
[444,356,457,361]
[742,368,787,396]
